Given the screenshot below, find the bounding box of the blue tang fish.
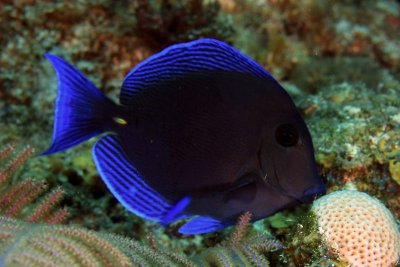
[43,39,325,234]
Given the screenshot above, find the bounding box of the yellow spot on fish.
[113,117,127,125]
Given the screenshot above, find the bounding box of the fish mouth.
[299,182,326,203]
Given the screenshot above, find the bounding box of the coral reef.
[288,56,396,94]
[312,189,400,267]
[1,0,400,266]
[298,80,400,217]
[283,189,400,266]
[134,0,235,49]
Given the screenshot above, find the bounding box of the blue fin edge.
[92,135,172,222]
[41,53,112,155]
[179,216,231,235]
[161,196,191,226]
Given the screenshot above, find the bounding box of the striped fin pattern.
[120,38,273,105]
[92,135,171,221]
[42,54,112,155]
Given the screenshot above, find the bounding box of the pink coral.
[312,190,400,267]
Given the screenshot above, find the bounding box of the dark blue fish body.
[43,39,325,234]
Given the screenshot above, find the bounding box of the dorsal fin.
[120,38,273,105]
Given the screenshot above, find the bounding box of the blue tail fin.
[42,54,116,155]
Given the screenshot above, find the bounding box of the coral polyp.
[312,190,400,267]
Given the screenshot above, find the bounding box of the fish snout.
[299,182,326,203]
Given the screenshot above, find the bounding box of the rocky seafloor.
[0,0,399,266]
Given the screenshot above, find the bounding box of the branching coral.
[0,145,68,224]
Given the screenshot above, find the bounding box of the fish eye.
[275,123,299,147]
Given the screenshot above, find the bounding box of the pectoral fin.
[222,175,258,203]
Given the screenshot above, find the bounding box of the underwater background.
[0,0,399,266]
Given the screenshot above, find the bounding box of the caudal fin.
[42,54,115,155]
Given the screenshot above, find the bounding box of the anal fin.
[92,135,171,221]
